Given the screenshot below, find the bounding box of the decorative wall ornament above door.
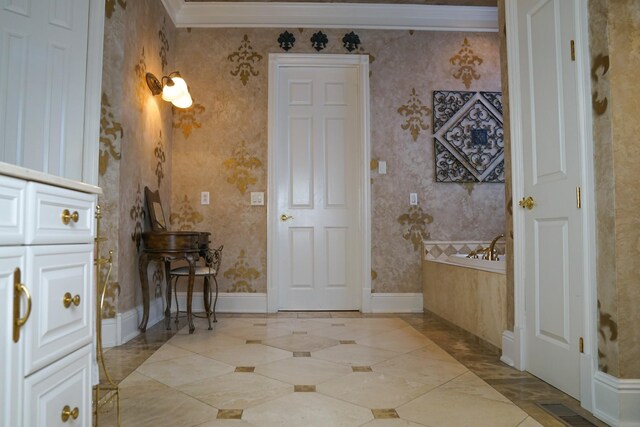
[342,31,361,52]
[310,31,328,51]
[278,31,296,51]
[433,90,503,183]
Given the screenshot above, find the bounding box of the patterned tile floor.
[96,312,607,427]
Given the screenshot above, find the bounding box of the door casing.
[266,54,371,313]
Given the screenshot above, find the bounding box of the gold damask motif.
[134,48,147,111]
[105,0,126,19]
[154,131,166,187]
[591,54,609,116]
[371,270,378,281]
[223,249,259,293]
[169,195,204,231]
[227,35,263,86]
[130,184,145,251]
[397,205,434,251]
[158,18,170,72]
[101,281,120,319]
[397,88,432,141]
[223,141,262,195]
[99,93,123,176]
[449,38,483,89]
[173,102,205,139]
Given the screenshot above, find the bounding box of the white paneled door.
[512,0,585,398]
[273,57,364,310]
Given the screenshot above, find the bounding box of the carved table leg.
[203,276,213,330]
[212,274,219,323]
[138,252,150,332]
[186,258,196,334]
[164,261,172,330]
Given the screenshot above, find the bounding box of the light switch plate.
[410,193,418,205]
[378,161,387,175]
[201,192,210,205]
[251,192,264,206]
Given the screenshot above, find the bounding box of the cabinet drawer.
[0,175,26,245]
[24,345,92,427]
[25,183,95,245]
[24,245,94,375]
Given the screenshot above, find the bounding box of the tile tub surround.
[422,258,507,349]
[96,312,606,427]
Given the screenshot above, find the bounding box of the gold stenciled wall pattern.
[173,102,206,139]
[170,195,204,231]
[450,37,484,89]
[223,141,263,195]
[397,88,432,141]
[99,93,123,176]
[172,28,502,295]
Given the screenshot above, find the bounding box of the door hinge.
[576,186,581,209]
[570,40,576,61]
[579,337,584,353]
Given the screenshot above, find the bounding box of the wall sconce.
[145,71,193,108]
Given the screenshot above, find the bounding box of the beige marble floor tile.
[254,356,352,385]
[178,372,293,409]
[317,372,435,409]
[408,342,460,364]
[397,387,528,427]
[357,326,433,353]
[205,343,292,366]
[264,318,332,332]
[242,390,374,427]
[313,343,402,366]
[219,324,293,341]
[517,416,544,427]
[440,371,513,404]
[136,353,235,388]
[372,353,468,386]
[168,331,247,354]
[361,419,427,427]
[309,324,382,341]
[262,333,339,352]
[194,421,257,427]
[143,343,195,363]
[100,372,219,427]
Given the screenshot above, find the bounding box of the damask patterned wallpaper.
[99,0,176,315]
[171,28,504,294]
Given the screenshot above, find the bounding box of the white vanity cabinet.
[0,175,97,427]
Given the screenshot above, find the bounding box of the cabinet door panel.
[23,344,92,427]
[0,247,26,427]
[0,175,26,244]
[24,244,93,375]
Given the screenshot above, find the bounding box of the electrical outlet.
[251,192,264,206]
[410,193,418,205]
[200,191,210,205]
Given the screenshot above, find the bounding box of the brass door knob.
[61,209,79,225]
[280,214,294,222]
[61,405,79,422]
[63,292,81,308]
[518,196,535,210]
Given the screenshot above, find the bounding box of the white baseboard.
[100,296,165,348]
[174,292,268,313]
[593,371,640,426]
[500,330,515,367]
[370,293,423,313]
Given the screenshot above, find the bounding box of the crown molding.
[160,0,498,31]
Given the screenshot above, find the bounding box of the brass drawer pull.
[63,292,81,308]
[13,268,32,343]
[61,209,79,225]
[61,405,79,422]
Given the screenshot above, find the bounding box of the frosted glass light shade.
[172,92,193,109]
[161,77,188,102]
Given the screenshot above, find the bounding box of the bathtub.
[443,253,505,274]
[422,241,507,349]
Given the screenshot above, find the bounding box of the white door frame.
[266,53,371,313]
[505,0,597,410]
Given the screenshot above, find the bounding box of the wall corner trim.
[100,296,165,348]
[593,371,640,426]
[500,330,515,367]
[160,1,498,31]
